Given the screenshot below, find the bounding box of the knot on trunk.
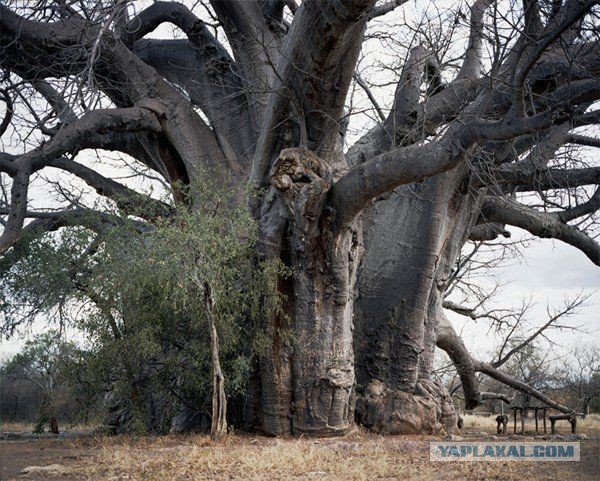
[270,147,332,239]
[271,147,331,190]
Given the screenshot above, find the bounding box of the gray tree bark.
[353,165,480,433]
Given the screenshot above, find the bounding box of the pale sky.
[450,229,600,362]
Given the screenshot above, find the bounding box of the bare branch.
[354,73,386,122]
[459,0,495,79]
[0,106,161,254]
[492,293,591,368]
[368,0,409,20]
[0,88,14,138]
[568,133,600,148]
[481,196,600,265]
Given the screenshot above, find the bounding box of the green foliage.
[0,169,284,433]
[1,330,76,389]
[0,227,94,337]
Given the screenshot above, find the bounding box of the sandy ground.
[1,426,599,480]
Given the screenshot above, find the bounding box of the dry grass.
[0,421,32,431]
[579,414,600,431]
[28,433,591,481]
[3,419,599,480]
[461,414,498,431]
[461,413,600,434]
[0,420,94,434]
[70,435,439,481]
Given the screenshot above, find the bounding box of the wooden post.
[543,408,547,434]
[534,408,539,433]
[513,408,517,434]
[570,417,577,434]
[551,418,556,434]
[521,409,525,435]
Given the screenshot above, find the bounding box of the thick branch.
[459,0,495,79]
[0,89,14,138]
[29,107,161,171]
[32,81,78,126]
[491,167,600,192]
[442,300,479,319]
[210,0,280,124]
[560,187,600,222]
[0,5,228,182]
[122,1,209,46]
[568,134,600,148]
[385,45,438,146]
[45,157,173,220]
[368,0,409,19]
[250,0,377,213]
[437,315,573,413]
[0,107,161,254]
[437,314,482,409]
[476,361,572,413]
[333,105,575,227]
[2,150,166,217]
[133,39,256,170]
[481,196,600,265]
[469,222,511,241]
[481,392,512,404]
[511,0,597,114]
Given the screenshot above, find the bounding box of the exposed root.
[355,379,458,435]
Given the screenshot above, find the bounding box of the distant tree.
[554,343,600,415]
[0,331,84,432]
[434,289,592,415]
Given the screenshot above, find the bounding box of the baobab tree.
[1,0,599,436]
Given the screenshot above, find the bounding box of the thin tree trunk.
[49,416,59,435]
[204,281,227,439]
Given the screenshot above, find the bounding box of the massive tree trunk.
[353,164,480,434]
[248,148,362,436]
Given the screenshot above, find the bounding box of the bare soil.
[1,427,598,480]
